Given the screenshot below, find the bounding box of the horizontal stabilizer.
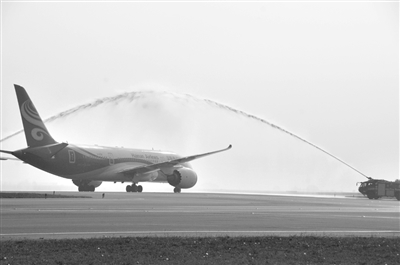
[0,150,21,161]
[25,142,69,159]
[0,156,21,161]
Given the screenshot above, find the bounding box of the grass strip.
[1,236,399,264]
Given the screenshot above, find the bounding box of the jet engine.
[72,179,102,192]
[167,168,197,189]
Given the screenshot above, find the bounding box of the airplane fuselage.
[13,144,190,183]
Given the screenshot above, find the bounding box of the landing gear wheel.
[78,185,95,192]
[126,184,142,192]
[173,187,181,193]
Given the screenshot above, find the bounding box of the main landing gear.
[125,184,182,193]
[78,185,95,192]
[126,184,143,193]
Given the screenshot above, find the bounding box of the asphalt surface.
[1,192,399,240]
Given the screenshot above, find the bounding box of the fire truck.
[357,178,400,200]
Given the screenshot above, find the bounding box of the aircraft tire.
[173,187,181,193]
[126,185,132,192]
[132,185,138,192]
[137,185,143,192]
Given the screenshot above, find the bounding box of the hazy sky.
[1,1,398,191]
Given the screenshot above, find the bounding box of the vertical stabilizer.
[14,84,57,147]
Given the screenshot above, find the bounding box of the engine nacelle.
[167,167,197,189]
[72,179,102,188]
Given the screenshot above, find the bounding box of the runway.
[1,192,399,240]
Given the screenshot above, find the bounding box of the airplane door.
[108,153,114,165]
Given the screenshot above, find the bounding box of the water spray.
[1,90,372,180]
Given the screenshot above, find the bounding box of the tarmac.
[1,192,399,240]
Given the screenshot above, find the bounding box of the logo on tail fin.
[21,100,51,142]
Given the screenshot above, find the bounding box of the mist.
[1,90,364,193]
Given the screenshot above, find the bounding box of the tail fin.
[14,84,57,147]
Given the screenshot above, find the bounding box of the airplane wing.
[119,145,232,176]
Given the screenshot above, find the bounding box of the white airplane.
[0,85,232,193]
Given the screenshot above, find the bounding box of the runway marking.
[6,207,398,213]
[2,230,400,237]
[252,213,400,219]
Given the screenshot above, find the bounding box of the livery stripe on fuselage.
[25,144,188,181]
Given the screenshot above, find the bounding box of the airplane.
[0,85,232,193]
